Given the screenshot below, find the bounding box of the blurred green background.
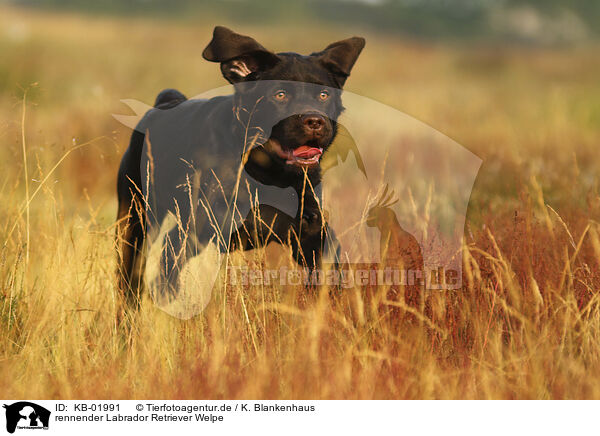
[11,0,600,44]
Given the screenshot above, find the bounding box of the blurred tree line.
[10,0,600,42]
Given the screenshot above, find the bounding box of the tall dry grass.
[1,6,600,399]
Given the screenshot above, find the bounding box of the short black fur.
[116,26,365,305]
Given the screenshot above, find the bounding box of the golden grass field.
[2,5,600,399]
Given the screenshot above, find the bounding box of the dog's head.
[203,26,364,171]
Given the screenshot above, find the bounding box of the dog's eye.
[274,90,287,101]
[318,90,330,101]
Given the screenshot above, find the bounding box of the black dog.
[116,26,364,305]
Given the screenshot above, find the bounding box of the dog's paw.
[300,210,323,234]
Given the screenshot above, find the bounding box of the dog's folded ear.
[203,26,281,83]
[313,37,365,87]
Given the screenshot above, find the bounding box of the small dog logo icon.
[3,402,50,434]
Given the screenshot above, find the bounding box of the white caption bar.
[0,400,597,435]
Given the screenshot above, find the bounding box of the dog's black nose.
[303,114,325,132]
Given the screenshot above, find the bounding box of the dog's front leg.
[229,204,295,252]
[295,192,342,273]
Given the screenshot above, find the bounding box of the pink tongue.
[293,146,322,159]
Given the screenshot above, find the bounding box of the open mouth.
[286,145,323,166]
[264,140,323,167]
